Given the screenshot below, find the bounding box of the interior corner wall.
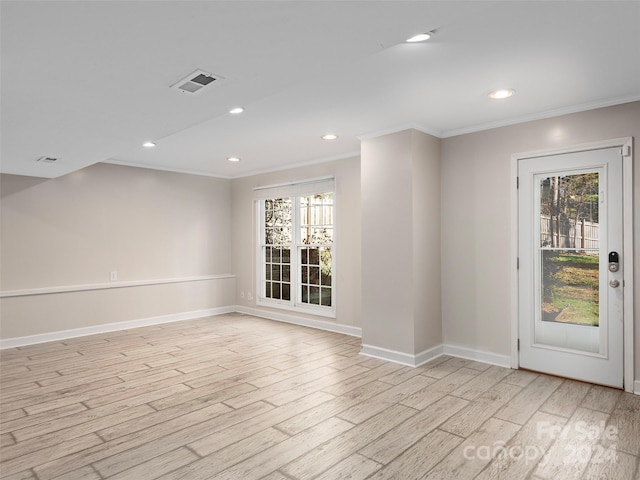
[441,101,640,380]
[230,157,362,330]
[0,163,235,340]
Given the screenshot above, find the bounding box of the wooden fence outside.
[540,215,599,249]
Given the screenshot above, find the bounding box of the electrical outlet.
[110,271,118,281]
[240,291,245,299]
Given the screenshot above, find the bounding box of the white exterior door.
[518,146,623,388]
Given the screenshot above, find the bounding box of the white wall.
[441,101,640,378]
[0,163,235,340]
[231,157,361,330]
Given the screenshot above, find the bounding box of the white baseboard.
[0,306,235,349]
[360,344,444,368]
[634,380,640,396]
[442,344,512,368]
[235,305,362,337]
[359,343,511,369]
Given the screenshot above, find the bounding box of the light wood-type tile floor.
[1,313,639,480]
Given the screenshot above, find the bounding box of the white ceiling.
[2,1,639,179]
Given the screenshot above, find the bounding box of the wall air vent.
[36,156,58,163]
[171,69,220,94]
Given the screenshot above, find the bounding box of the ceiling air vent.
[171,70,220,94]
[36,156,58,163]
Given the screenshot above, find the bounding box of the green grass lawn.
[542,252,599,326]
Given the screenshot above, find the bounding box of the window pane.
[282,265,290,282]
[282,283,290,301]
[265,246,271,263]
[272,282,281,299]
[266,227,292,245]
[309,286,320,305]
[301,248,308,264]
[314,227,332,244]
[271,227,291,245]
[309,248,319,265]
[265,263,271,280]
[309,266,320,285]
[301,227,333,245]
[271,264,281,281]
[265,198,292,228]
[300,193,333,245]
[321,287,331,306]
[301,266,308,284]
[265,282,271,298]
[320,247,332,285]
[310,193,332,206]
[301,285,308,303]
[539,172,600,328]
[282,248,290,264]
[541,250,599,326]
[272,248,281,263]
[539,173,599,248]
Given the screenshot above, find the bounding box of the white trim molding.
[621,139,635,394]
[442,96,640,138]
[0,306,235,350]
[235,305,361,337]
[360,344,444,368]
[360,343,511,369]
[0,274,235,298]
[442,344,512,368]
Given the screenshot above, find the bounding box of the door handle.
[609,279,620,288]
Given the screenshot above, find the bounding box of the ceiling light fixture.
[227,156,241,162]
[489,89,515,100]
[406,32,432,43]
[322,134,338,140]
[229,107,244,114]
[142,141,156,148]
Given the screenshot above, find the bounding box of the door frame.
[510,137,634,392]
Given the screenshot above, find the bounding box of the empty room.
[1,1,639,479]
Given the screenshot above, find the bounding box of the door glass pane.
[535,171,602,354]
[541,250,599,326]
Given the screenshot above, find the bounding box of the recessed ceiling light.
[322,134,338,140]
[406,32,432,43]
[489,89,515,100]
[229,107,244,114]
[142,141,156,148]
[227,156,241,162]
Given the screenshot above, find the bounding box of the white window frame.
[254,177,336,318]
